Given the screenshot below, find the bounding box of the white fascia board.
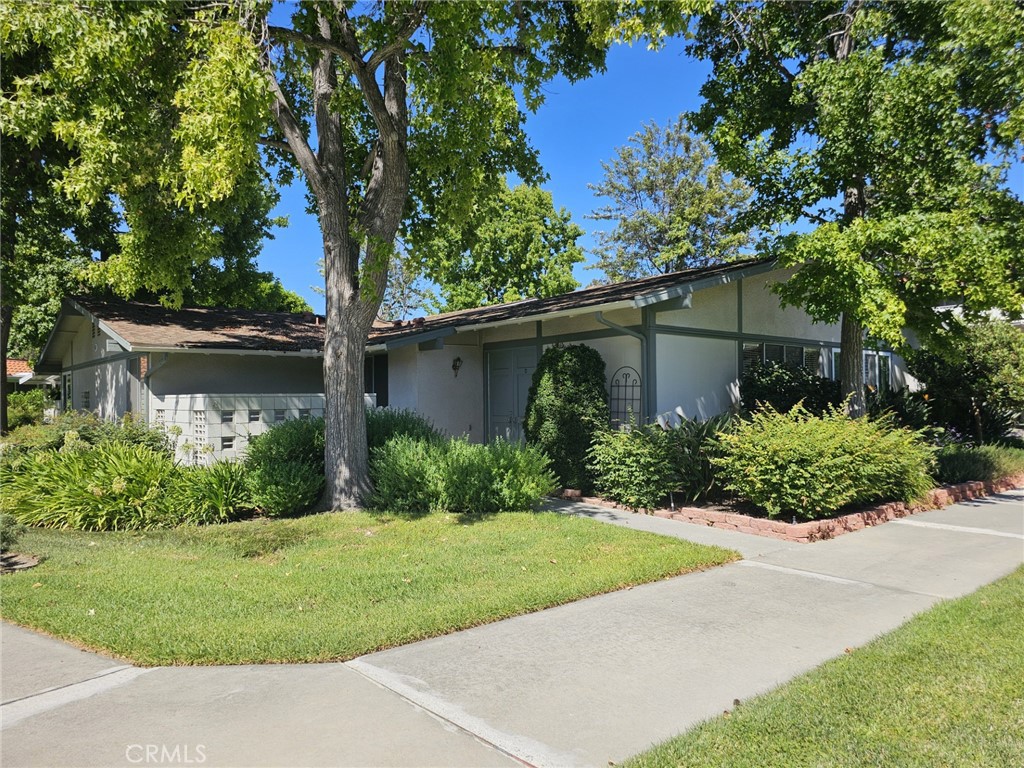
[632,260,779,308]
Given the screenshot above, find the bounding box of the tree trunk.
[322,264,374,509]
[259,6,412,510]
[970,397,985,444]
[0,304,11,434]
[840,313,865,417]
[833,1,868,419]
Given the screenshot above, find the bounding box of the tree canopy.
[588,116,753,282]
[0,23,307,434]
[1,1,614,504]
[685,0,1024,414]
[414,181,584,312]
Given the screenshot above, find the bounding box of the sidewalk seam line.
[345,658,576,768]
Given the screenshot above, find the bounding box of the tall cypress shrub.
[524,344,609,492]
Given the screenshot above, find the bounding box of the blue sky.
[257,36,1022,316]
[258,37,709,314]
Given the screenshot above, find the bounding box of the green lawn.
[626,565,1024,768]
[1,511,736,665]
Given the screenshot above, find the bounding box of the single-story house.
[34,258,916,463]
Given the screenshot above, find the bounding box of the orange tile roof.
[6,359,32,376]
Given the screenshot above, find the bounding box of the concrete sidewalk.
[3,490,1022,767]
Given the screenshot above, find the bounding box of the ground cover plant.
[625,566,1024,768]
[0,512,737,665]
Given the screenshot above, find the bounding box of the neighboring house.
[5,359,56,393]
[35,258,916,463]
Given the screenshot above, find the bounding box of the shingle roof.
[68,298,328,353]
[66,258,774,353]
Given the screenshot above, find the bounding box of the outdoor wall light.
[452,356,463,378]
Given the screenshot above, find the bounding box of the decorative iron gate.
[609,366,642,428]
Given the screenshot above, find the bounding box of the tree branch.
[366,0,428,72]
[268,25,360,69]
[259,18,325,192]
[257,137,292,154]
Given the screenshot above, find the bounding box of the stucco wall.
[148,353,324,396]
[415,343,484,440]
[385,345,419,412]
[655,335,740,420]
[740,270,842,343]
[656,280,739,332]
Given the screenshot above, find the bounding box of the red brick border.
[572,474,1024,544]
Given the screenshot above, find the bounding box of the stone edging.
[571,474,1024,544]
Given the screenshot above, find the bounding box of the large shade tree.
[588,116,753,282]
[1,1,613,506]
[684,0,1024,415]
[413,180,584,312]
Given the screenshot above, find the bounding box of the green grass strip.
[626,565,1024,768]
[1,511,736,666]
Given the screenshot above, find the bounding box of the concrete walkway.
[3,490,1022,767]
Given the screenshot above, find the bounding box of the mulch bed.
[1,552,40,574]
[565,473,1024,543]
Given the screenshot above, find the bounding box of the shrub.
[1,411,172,459]
[0,513,27,553]
[487,438,558,512]
[7,389,52,428]
[663,413,736,504]
[244,417,326,517]
[245,417,325,474]
[366,407,441,451]
[370,436,556,515]
[170,461,253,525]
[246,461,324,518]
[524,344,610,492]
[370,436,446,515]
[740,361,841,415]
[588,424,676,511]
[4,443,180,531]
[866,386,933,433]
[908,319,1024,444]
[712,404,936,520]
[935,444,1024,485]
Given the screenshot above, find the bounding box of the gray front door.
[487,346,537,442]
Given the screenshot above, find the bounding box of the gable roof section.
[35,258,776,371]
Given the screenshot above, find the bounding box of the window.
[274,409,286,423]
[864,350,892,391]
[828,349,893,389]
[364,354,389,407]
[221,437,234,451]
[298,408,311,419]
[221,410,234,424]
[248,410,261,423]
[742,343,821,375]
[81,390,91,410]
